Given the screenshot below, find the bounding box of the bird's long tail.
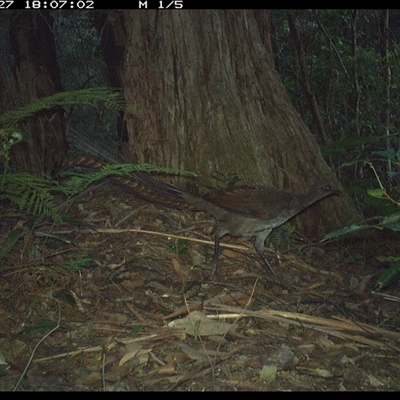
[57,155,199,210]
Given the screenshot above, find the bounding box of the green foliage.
[55,257,93,271]
[0,227,25,259]
[323,215,400,290]
[322,220,378,242]
[324,158,400,234]
[18,320,58,336]
[321,136,382,158]
[375,260,400,290]
[0,86,126,223]
[323,153,400,289]
[271,10,400,182]
[0,87,134,221]
[0,87,125,128]
[0,86,196,260]
[0,161,196,257]
[208,171,242,190]
[1,121,63,221]
[1,172,64,221]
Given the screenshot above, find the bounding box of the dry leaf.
[119,344,152,366]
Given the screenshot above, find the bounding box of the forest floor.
[0,183,399,391]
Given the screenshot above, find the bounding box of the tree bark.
[5,11,68,174]
[120,10,356,238]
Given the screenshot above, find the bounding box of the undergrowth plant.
[0,88,196,260]
[323,151,400,289]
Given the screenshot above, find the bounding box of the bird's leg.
[255,247,282,284]
[254,230,282,284]
[209,235,221,280]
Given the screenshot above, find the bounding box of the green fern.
[1,163,196,221]
[0,126,61,220]
[0,87,195,222]
[0,87,173,261]
[0,87,126,221]
[0,87,125,128]
[1,172,63,221]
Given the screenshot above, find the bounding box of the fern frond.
[0,162,196,221]
[0,87,125,128]
[1,172,62,221]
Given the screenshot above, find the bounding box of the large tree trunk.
[5,11,67,174]
[120,10,356,238]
